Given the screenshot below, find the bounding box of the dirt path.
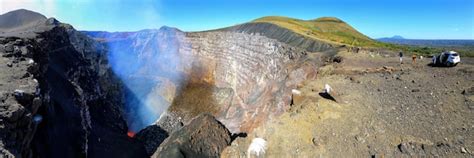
[222,51,474,157]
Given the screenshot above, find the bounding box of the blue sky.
[1,0,473,39]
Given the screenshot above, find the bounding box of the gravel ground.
[222,51,474,157]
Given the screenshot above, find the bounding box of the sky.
[0,0,473,39]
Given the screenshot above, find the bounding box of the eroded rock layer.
[222,22,335,52]
[176,31,317,132]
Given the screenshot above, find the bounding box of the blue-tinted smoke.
[107,27,188,132]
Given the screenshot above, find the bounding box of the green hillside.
[252,16,383,47]
[250,16,474,56]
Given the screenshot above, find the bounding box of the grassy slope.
[252,16,384,47]
[251,16,474,57]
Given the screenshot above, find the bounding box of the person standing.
[412,54,417,64]
[399,52,403,64]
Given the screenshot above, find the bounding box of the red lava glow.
[127,131,135,138]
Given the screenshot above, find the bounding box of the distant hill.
[0,9,62,38]
[221,16,389,52]
[377,38,474,47]
[0,9,47,31]
[81,26,182,43]
[377,36,474,57]
[253,16,375,45]
[383,35,405,40]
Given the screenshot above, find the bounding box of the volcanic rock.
[135,125,169,156]
[0,9,147,157]
[154,112,184,134]
[397,142,432,156]
[152,113,232,158]
[134,112,185,156]
[4,43,13,52]
[332,56,343,63]
[462,87,474,95]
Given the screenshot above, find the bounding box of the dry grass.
[252,16,380,47]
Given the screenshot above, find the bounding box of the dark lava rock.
[332,56,343,63]
[462,87,474,95]
[394,75,402,80]
[398,142,425,155]
[13,89,35,105]
[152,113,232,158]
[135,125,169,156]
[135,112,185,156]
[30,24,147,158]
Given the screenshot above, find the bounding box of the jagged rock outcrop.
[135,125,170,156]
[0,10,147,157]
[151,113,231,158]
[221,22,335,52]
[32,24,147,158]
[134,111,185,156]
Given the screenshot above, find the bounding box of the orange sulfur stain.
[127,131,135,138]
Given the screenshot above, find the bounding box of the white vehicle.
[432,51,460,67]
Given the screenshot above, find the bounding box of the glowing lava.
[127,131,135,138]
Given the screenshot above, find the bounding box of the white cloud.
[0,0,57,17]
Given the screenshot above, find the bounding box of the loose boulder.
[152,113,232,158]
[135,125,169,156]
[462,87,474,95]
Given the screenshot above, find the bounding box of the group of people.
[399,52,418,64]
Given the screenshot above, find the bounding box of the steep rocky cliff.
[180,31,317,132]
[0,10,147,157]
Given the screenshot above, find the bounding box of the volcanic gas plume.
[107,27,191,132]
